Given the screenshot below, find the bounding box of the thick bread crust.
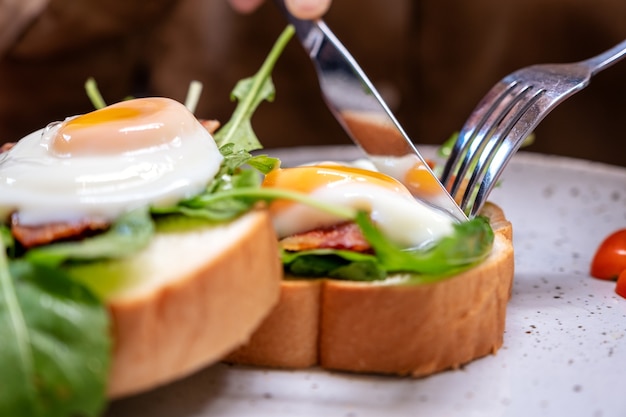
[105,210,281,398]
[320,230,513,375]
[226,203,514,376]
[225,279,322,368]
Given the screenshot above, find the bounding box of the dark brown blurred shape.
[1,0,625,166]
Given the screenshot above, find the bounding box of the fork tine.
[442,78,546,216]
[460,86,547,216]
[440,82,513,188]
[442,81,522,197]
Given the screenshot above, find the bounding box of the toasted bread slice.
[225,279,323,368]
[226,203,514,376]
[66,210,281,398]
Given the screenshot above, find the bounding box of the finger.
[285,0,331,20]
[228,0,265,14]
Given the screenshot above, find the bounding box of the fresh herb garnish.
[0,240,110,417]
[213,25,295,152]
[84,77,107,110]
[183,80,204,113]
[355,211,494,278]
[154,26,294,221]
[0,224,14,255]
[282,248,386,281]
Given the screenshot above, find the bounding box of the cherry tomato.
[590,229,626,280]
[615,270,626,299]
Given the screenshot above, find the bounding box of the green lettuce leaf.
[282,248,385,281]
[355,211,494,276]
[0,245,109,417]
[1,224,14,255]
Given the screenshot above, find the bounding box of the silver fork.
[440,39,626,218]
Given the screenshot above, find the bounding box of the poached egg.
[0,97,223,225]
[262,164,455,249]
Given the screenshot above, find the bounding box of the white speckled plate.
[106,146,626,417]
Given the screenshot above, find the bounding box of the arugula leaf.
[246,154,280,174]
[355,211,494,276]
[151,21,287,222]
[25,209,154,268]
[216,144,255,176]
[1,224,13,254]
[152,169,262,221]
[183,80,203,113]
[155,199,253,222]
[282,248,385,281]
[185,187,355,219]
[156,173,356,224]
[213,144,279,181]
[213,25,294,152]
[84,77,107,110]
[0,242,109,417]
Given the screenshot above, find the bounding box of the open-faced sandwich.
[0,22,516,417]
[0,27,296,417]
[226,158,515,376]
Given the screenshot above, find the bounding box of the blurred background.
[1,0,625,166]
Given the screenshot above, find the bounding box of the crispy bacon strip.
[200,119,221,135]
[280,222,371,252]
[1,142,15,153]
[11,214,110,249]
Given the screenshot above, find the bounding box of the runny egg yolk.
[262,164,455,249]
[51,97,192,157]
[403,162,443,196]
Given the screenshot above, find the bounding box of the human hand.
[228,0,331,20]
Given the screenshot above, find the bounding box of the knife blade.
[274,0,467,222]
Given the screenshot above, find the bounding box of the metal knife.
[273,0,467,222]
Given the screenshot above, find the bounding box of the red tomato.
[590,229,626,280]
[615,270,626,299]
